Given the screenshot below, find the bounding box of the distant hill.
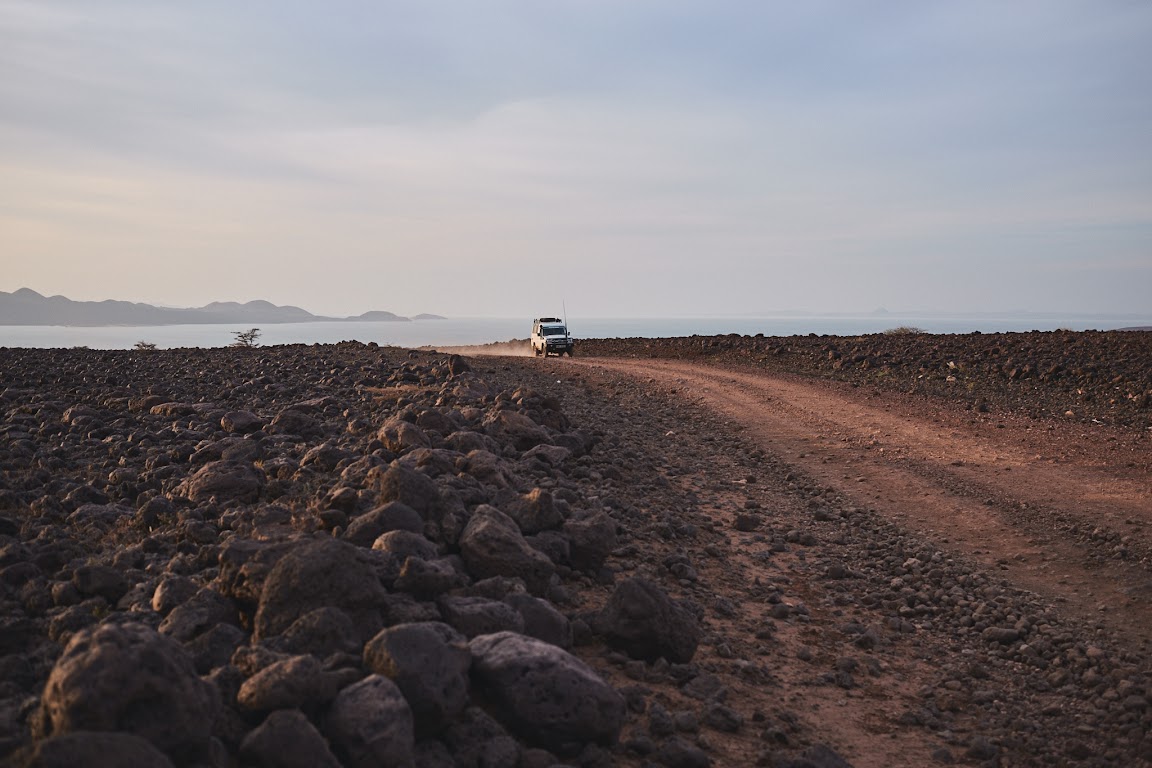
[0,288,430,326]
[348,310,410,322]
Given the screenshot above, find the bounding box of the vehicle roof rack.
[535,317,563,323]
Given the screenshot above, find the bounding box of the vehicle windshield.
[541,325,567,337]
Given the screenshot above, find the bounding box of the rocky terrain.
[579,330,1152,429]
[0,336,1149,767]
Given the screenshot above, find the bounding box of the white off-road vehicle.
[531,317,574,357]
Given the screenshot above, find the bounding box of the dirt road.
[571,357,1152,651]
[479,352,1151,765]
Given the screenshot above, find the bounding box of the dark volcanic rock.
[158,587,236,642]
[71,564,129,603]
[324,674,415,768]
[596,577,700,663]
[150,575,198,615]
[371,530,440,562]
[469,631,625,752]
[439,595,525,639]
[504,593,573,649]
[377,418,432,454]
[220,410,264,434]
[362,622,471,732]
[185,622,247,674]
[236,653,352,712]
[440,707,521,768]
[563,510,618,573]
[654,737,712,768]
[343,501,424,546]
[253,538,387,642]
[34,622,218,766]
[365,464,443,521]
[393,556,462,599]
[177,460,265,504]
[215,538,299,608]
[300,442,352,472]
[239,709,340,768]
[265,606,361,657]
[504,488,564,534]
[458,505,555,596]
[483,409,550,451]
[270,408,321,438]
[11,731,176,768]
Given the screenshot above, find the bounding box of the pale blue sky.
[2,1,1150,317]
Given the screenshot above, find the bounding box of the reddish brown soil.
[574,358,1152,651]
[491,353,1152,766]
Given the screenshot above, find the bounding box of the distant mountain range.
[0,288,445,326]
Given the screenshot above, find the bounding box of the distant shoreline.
[0,316,447,328]
[3,317,1151,352]
[0,287,444,326]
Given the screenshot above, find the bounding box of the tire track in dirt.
[570,357,1152,652]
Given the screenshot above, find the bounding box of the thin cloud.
[1,0,1150,317]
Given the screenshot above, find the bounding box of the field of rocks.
[0,344,663,768]
[579,330,1152,429]
[1,338,1150,767]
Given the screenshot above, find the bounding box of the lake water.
[0,313,1147,350]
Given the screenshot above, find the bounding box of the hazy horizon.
[3,2,1150,318]
[5,284,1152,325]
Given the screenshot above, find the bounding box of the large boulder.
[595,578,699,663]
[253,538,387,642]
[35,623,218,766]
[177,460,265,504]
[458,506,554,596]
[469,632,624,752]
[324,675,415,768]
[362,622,471,732]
